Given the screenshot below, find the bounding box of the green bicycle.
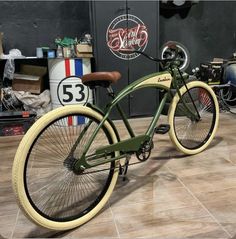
[12,49,219,230]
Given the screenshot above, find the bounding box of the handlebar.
[133,50,164,62]
[120,49,179,66]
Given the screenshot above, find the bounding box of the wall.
[0,1,90,56]
[160,1,236,72]
[1,1,235,71]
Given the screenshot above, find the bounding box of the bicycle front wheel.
[168,81,219,155]
[12,105,119,230]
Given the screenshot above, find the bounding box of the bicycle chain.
[80,159,143,175]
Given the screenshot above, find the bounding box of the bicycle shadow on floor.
[24,151,172,238]
[24,136,224,238]
[23,162,170,238]
[206,136,224,150]
[108,136,224,207]
[231,234,236,239]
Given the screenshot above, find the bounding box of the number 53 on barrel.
[57,76,91,106]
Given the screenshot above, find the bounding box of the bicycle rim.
[174,86,216,150]
[168,81,219,155]
[160,41,190,71]
[23,112,115,223]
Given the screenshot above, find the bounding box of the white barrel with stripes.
[48,58,93,109]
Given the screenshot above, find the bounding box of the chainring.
[136,141,154,161]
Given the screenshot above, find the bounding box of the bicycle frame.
[73,70,174,170]
[74,66,197,171]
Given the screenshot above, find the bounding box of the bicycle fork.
[175,68,201,121]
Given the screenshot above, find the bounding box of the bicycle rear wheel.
[12,105,119,230]
[168,81,219,155]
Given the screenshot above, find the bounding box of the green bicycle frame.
[74,66,198,171]
[74,70,174,171]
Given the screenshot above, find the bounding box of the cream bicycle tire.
[12,105,119,231]
[168,81,219,155]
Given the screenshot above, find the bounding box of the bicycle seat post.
[107,85,115,99]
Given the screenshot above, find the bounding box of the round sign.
[57,76,89,106]
[106,14,148,60]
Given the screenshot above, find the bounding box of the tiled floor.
[1,113,236,238]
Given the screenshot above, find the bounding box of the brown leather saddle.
[81,71,121,88]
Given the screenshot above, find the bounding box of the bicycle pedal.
[155,124,170,134]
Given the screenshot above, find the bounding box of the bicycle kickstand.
[119,154,131,181]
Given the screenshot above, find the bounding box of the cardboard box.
[75,44,93,58]
[13,65,47,94]
[0,32,3,56]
